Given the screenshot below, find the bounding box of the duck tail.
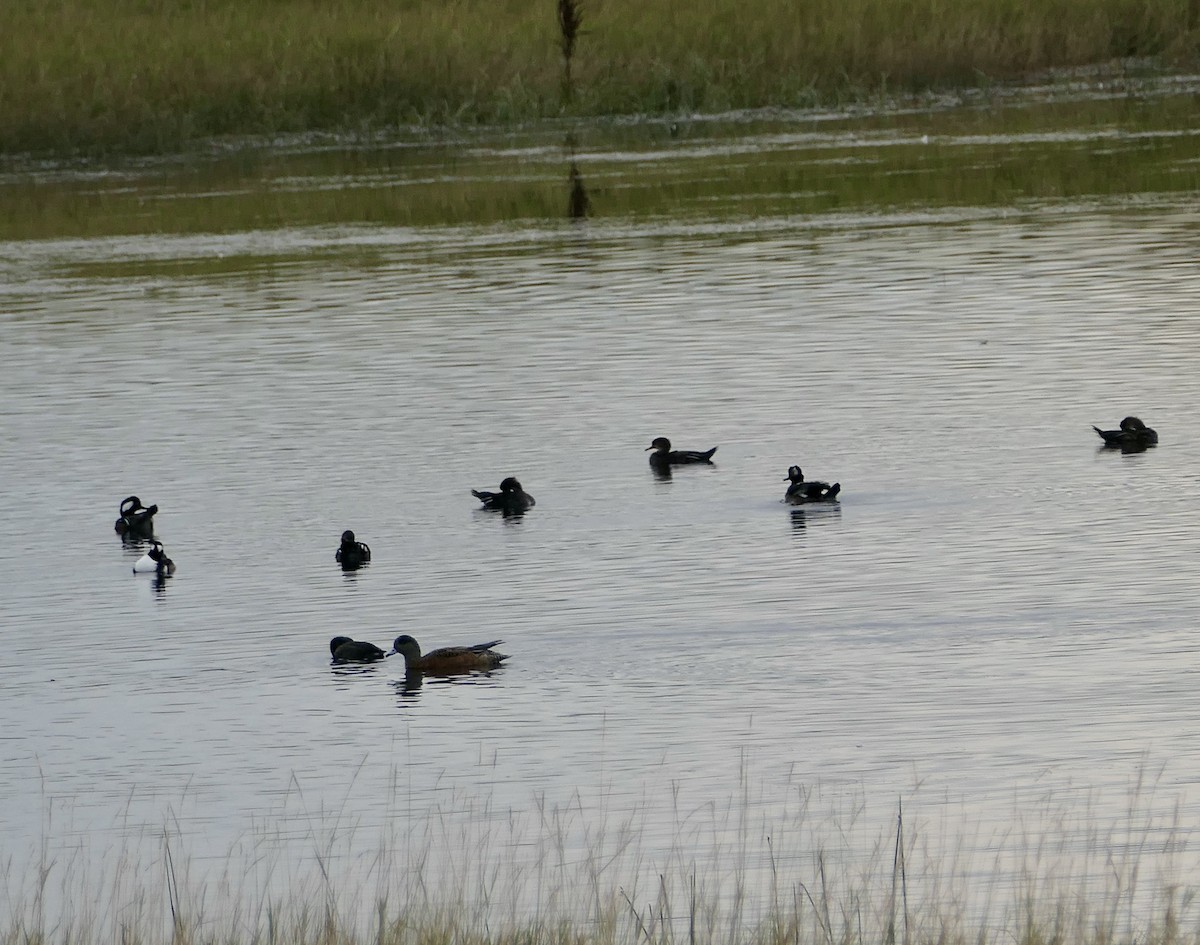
[827,483,841,499]
[702,447,717,461]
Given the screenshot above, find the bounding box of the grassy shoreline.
[5,773,1200,945]
[6,803,1200,945]
[3,0,1197,157]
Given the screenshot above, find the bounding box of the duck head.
[340,530,356,545]
[784,466,804,483]
[329,636,354,656]
[120,495,143,515]
[646,437,671,453]
[499,477,522,493]
[389,634,420,658]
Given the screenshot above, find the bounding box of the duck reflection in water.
[790,503,842,534]
[392,673,425,697]
[391,666,510,702]
[567,160,590,219]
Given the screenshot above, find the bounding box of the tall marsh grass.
[4,771,1200,945]
[1,0,1197,155]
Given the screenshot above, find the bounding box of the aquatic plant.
[2,85,1197,243]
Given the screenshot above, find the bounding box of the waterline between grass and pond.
[1,72,1199,244]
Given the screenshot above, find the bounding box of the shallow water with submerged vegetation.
[3,75,1200,945]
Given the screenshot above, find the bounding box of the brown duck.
[388,635,508,674]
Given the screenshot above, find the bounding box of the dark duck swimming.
[1093,416,1158,451]
[329,636,387,663]
[132,540,175,576]
[471,477,535,514]
[645,437,717,470]
[335,530,371,569]
[114,495,158,537]
[783,466,841,504]
[388,635,509,674]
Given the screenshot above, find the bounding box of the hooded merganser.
[132,539,175,575]
[783,465,841,504]
[114,495,158,537]
[471,477,535,514]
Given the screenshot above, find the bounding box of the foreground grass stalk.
[6,782,1200,945]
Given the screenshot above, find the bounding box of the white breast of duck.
[133,541,175,575]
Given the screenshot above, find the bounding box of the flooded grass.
[1,85,1198,243]
[1,0,1197,156]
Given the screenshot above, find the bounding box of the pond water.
[2,89,1200,939]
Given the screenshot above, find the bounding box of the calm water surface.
[2,114,1200,934]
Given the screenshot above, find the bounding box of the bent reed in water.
[1,0,1196,155]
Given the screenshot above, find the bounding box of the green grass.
[1,89,1197,243]
[1,0,1197,155]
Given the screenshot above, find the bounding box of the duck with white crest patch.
[133,540,175,576]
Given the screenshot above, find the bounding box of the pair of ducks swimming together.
[336,478,535,569]
[115,497,177,576]
[330,634,508,673]
[648,437,842,505]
